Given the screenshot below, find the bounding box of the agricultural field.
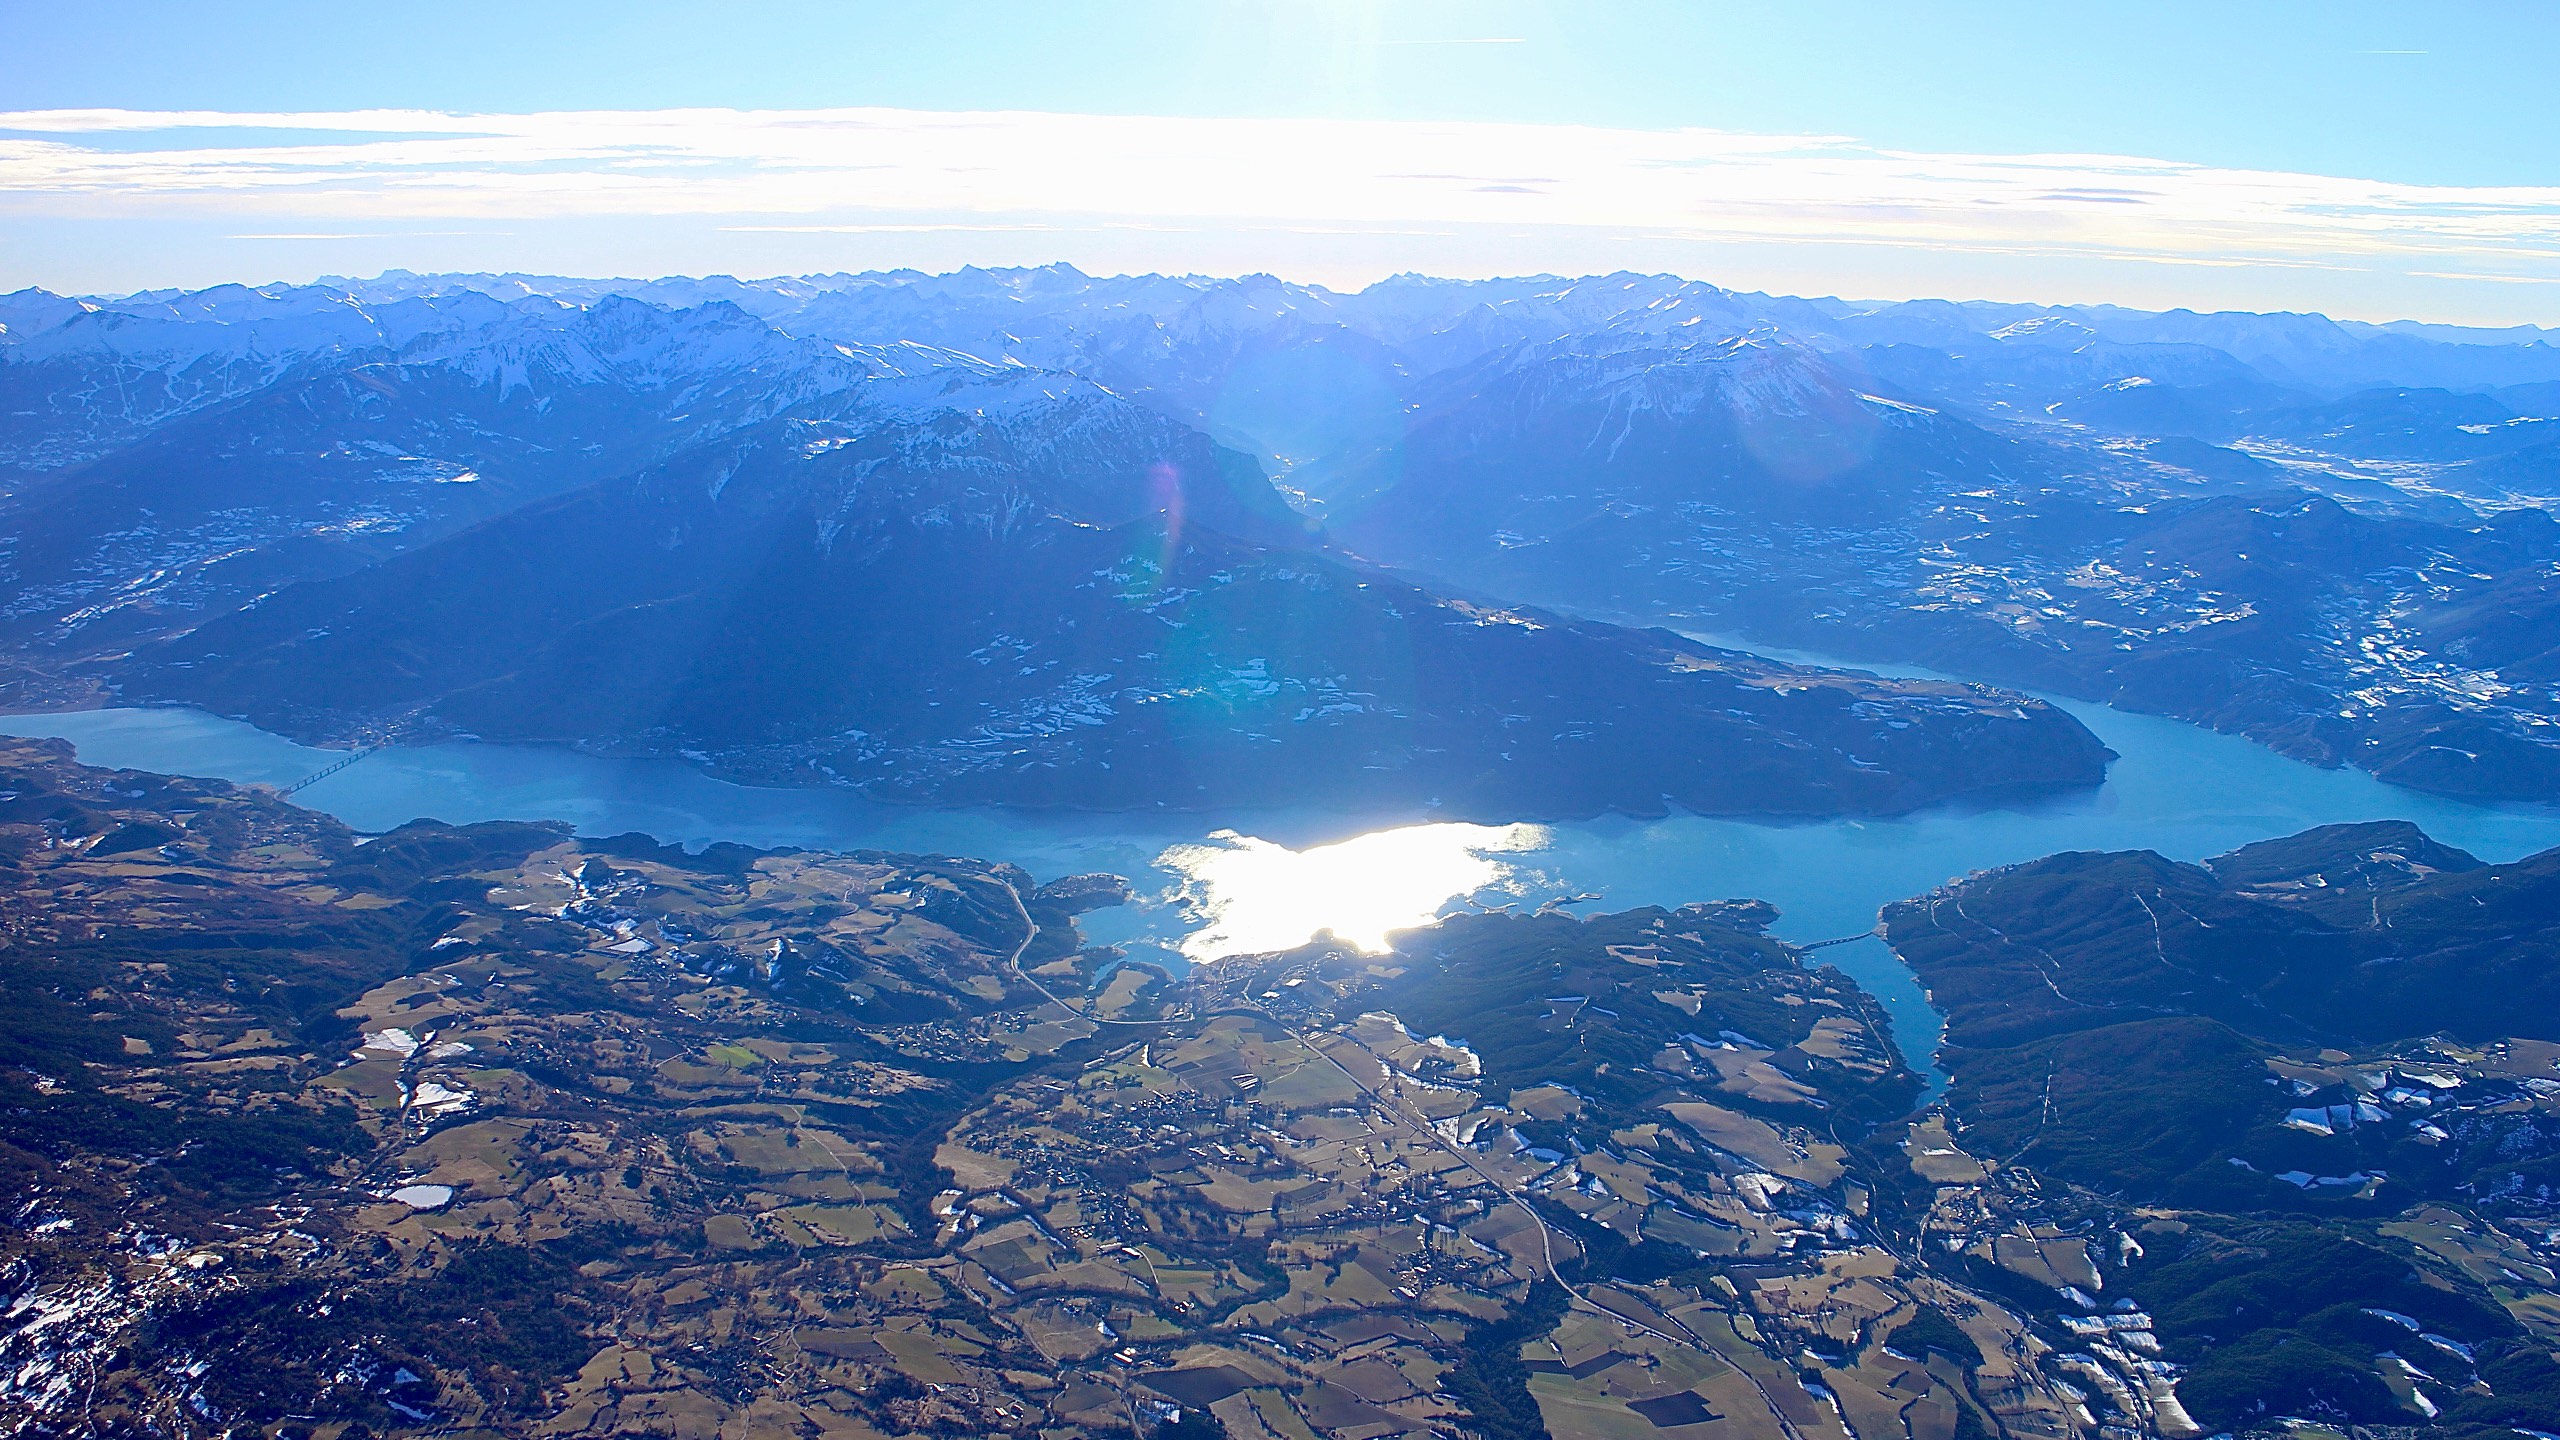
[3,736,2557,1440]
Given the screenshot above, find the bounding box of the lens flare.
[1148,459,1186,569]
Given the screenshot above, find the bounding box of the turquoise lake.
[11,671,2560,1088]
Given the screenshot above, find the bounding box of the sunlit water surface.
[1160,823,1549,958]
[12,683,2560,1086]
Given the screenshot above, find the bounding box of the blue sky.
[6,0,2559,322]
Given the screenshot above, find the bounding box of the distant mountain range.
[7,265,2560,805]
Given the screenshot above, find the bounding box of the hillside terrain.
[1297,323,2560,803]
[0,277,2120,821]
[116,391,2104,819]
[10,267,2560,803]
[1883,821,2560,1429]
[5,741,2557,1439]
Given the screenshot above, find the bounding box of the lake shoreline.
[12,690,2560,1099]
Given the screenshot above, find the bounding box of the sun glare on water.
[1159,822,1550,959]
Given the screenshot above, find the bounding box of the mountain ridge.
[124,391,2110,820]
[10,264,2560,804]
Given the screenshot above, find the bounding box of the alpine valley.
[6,267,2560,1440]
[11,265,2560,813]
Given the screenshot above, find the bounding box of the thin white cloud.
[0,108,505,133]
[4,105,2558,288]
[720,222,1070,234]
[227,230,495,239]
[2411,270,2560,285]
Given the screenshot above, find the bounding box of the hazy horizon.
[8,3,2560,326]
[24,260,2560,339]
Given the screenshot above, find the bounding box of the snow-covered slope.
[0,291,1004,656]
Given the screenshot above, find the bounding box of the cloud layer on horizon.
[5,105,2559,312]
